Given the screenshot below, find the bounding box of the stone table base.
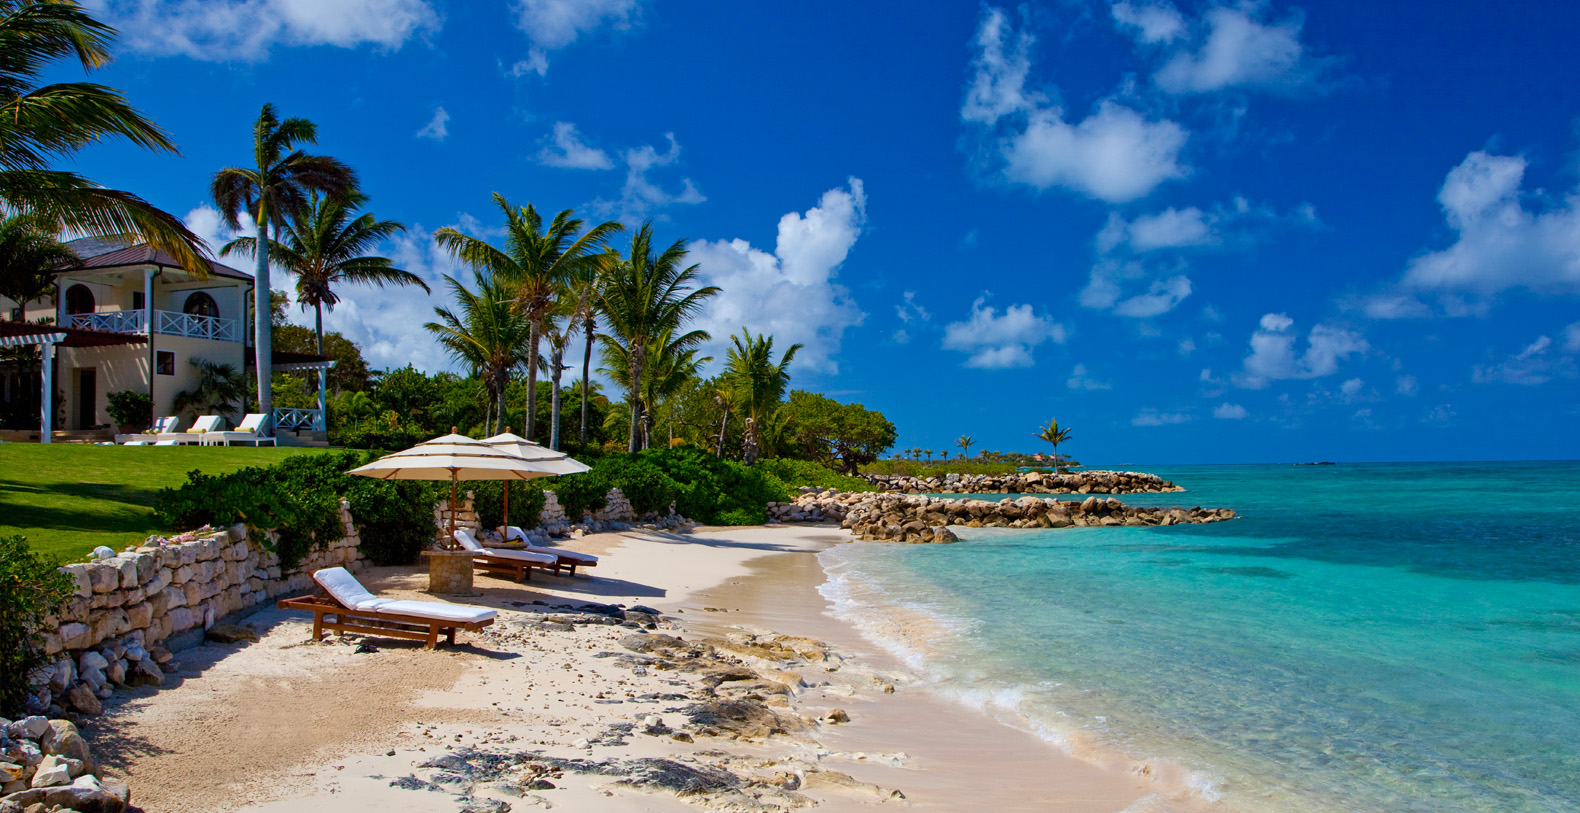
[419,550,476,595]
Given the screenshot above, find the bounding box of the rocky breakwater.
[1,715,130,812]
[768,490,1236,543]
[862,469,1184,495]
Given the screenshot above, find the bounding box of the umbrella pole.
[503,480,510,538]
[449,473,457,549]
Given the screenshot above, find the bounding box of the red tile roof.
[61,238,252,282]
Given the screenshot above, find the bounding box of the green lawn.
[0,444,327,563]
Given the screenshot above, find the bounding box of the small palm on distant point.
[957,435,973,459]
[1034,418,1073,468]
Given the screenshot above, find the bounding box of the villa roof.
[0,320,148,348]
[60,238,253,282]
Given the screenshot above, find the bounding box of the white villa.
[0,238,331,442]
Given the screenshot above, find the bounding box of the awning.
[245,347,337,371]
[0,321,147,348]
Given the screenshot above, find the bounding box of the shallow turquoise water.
[820,461,1580,811]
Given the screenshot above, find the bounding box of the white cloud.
[416,106,449,141]
[183,205,256,260]
[1395,374,1419,396]
[1097,197,1319,254]
[1565,323,1580,354]
[1178,337,1196,356]
[507,48,549,78]
[1132,409,1193,426]
[895,291,931,324]
[891,329,911,345]
[963,7,1188,203]
[1234,312,1368,388]
[537,122,614,170]
[1080,260,1193,318]
[1111,0,1185,44]
[593,133,705,224]
[1067,363,1111,390]
[687,179,867,374]
[509,0,637,74]
[1212,402,1248,419]
[84,0,439,61]
[1340,377,1365,401]
[1144,3,1325,94]
[317,224,460,374]
[1369,151,1580,316]
[1472,335,1575,386]
[942,295,1067,369]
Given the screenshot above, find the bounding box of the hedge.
[0,535,72,716]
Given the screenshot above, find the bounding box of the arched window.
[64,284,95,315]
[183,292,219,319]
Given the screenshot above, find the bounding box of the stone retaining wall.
[861,469,1183,495]
[768,490,1235,543]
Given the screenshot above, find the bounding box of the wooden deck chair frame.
[276,593,494,649]
[504,526,598,577]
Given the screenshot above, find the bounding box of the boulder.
[28,755,69,788]
[62,684,101,716]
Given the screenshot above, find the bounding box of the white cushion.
[313,567,379,610]
[453,530,485,552]
[533,547,598,564]
[480,548,557,565]
[375,600,497,624]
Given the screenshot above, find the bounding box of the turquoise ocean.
[817,461,1580,811]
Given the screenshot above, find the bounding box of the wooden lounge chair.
[155,414,221,445]
[200,413,277,446]
[453,529,559,582]
[505,525,600,577]
[276,566,496,649]
[117,416,179,445]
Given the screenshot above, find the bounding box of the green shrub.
[105,390,154,428]
[470,480,548,532]
[0,535,73,716]
[346,480,439,565]
[754,458,876,492]
[593,456,681,514]
[860,459,1040,477]
[555,469,613,519]
[715,507,767,526]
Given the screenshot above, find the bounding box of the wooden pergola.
[0,321,146,443]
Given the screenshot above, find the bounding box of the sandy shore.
[80,524,1191,812]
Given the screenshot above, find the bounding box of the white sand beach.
[83,525,1199,812]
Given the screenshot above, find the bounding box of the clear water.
[819,461,1580,811]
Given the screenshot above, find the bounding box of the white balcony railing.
[70,309,240,342]
[70,310,145,333]
[154,309,240,341]
[273,407,324,432]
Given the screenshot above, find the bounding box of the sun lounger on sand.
[506,525,600,577]
[453,529,559,582]
[276,566,496,649]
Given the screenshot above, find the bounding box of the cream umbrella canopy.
[348,429,562,547]
[481,430,591,529]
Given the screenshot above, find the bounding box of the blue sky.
[62,0,1580,463]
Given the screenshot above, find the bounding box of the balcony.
[69,309,241,342]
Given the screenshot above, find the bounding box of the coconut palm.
[599,223,718,452]
[435,195,621,440]
[425,270,532,435]
[956,435,974,460]
[172,359,248,424]
[565,248,617,452]
[538,303,574,450]
[721,329,801,465]
[0,1,208,274]
[1034,418,1073,467]
[222,192,424,355]
[601,325,711,450]
[0,213,77,310]
[212,103,357,433]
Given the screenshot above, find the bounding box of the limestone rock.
[62,684,101,716]
[204,623,258,644]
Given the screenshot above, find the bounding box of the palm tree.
[957,435,974,459]
[599,223,719,452]
[601,325,711,450]
[172,359,248,425]
[538,303,574,450]
[425,270,532,435]
[435,195,620,440]
[0,213,77,311]
[212,103,357,434]
[222,192,424,355]
[721,329,801,465]
[1034,418,1073,467]
[565,249,617,452]
[0,1,208,274]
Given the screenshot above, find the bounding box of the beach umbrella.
[347,429,561,547]
[481,429,592,529]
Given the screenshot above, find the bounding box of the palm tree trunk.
[627,348,643,454]
[252,212,273,436]
[314,301,324,355]
[580,316,594,452]
[716,409,728,458]
[524,320,540,440]
[549,347,564,451]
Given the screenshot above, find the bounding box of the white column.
[40,339,55,444]
[317,367,328,432]
[143,269,153,333]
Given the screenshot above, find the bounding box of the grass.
[0,444,327,563]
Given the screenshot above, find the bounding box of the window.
[155,350,175,376]
[183,292,219,319]
[65,284,95,315]
[8,307,20,322]
[132,291,144,311]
